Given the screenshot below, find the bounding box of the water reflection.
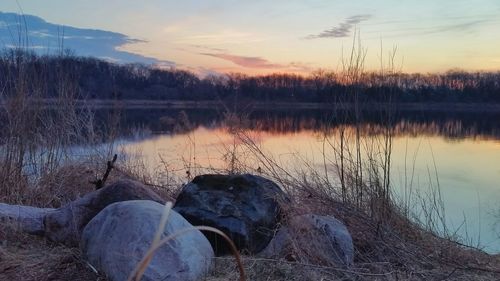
[112,108,500,253]
[100,108,500,141]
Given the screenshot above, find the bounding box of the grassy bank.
[1,159,500,280]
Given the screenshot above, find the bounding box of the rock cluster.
[0,174,354,281]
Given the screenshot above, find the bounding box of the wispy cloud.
[201,53,282,68]
[405,20,488,36]
[200,52,313,72]
[190,44,227,53]
[183,66,226,78]
[364,19,493,39]
[0,12,174,66]
[356,12,500,40]
[177,30,264,45]
[306,14,372,39]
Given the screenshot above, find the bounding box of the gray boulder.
[44,179,165,246]
[173,174,287,255]
[259,214,354,266]
[81,200,214,281]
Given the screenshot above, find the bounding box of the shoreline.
[4,99,500,112]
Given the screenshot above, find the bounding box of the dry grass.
[279,185,500,280]
[1,162,97,208]
[206,255,500,281]
[0,48,102,207]
[1,137,500,280]
[0,155,178,209]
[0,224,106,281]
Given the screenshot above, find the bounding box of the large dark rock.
[81,200,213,281]
[173,174,286,255]
[44,179,165,246]
[258,214,354,266]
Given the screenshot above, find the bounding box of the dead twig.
[91,154,117,190]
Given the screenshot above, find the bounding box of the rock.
[81,200,214,281]
[258,214,354,266]
[44,179,165,246]
[0,203,54,235]
[173,173,286,255]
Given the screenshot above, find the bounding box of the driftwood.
[0,179,164,246]
[45,179,165,246]
[0,203,54,235]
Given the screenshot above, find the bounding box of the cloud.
[177,30,264,45]
[288,61,314,72]
[412,20,487,36]
[190,44,227,53]
[306,14,372,39]
[184,66,226,78]
[364,19,491,39]
[0,12,174,66]
[201,53,283,69]
[200,52,313,72]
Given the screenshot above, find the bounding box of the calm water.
[107,108,500,252]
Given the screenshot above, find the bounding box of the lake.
[99,106,500,253]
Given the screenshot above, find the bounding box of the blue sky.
[1,0,500,75]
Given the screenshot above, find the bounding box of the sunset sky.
[1,0,500,76]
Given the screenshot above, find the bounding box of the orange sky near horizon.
[1,0,500,76]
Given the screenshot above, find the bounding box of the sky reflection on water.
[118,124,500,253]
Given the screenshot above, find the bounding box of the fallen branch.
[91,154,117,190]
[0,203,54,235]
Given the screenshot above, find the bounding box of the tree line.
[1,49,499,104]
